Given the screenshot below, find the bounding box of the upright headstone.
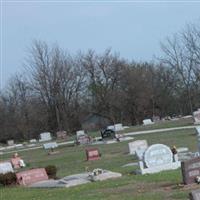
[139,144,180,174]
[16,168,48,186]
[43,142,58,150]
[189,189,200,200]
[114,124,124,131]
[76,130,85,137]
[152,116,160,122]
[11,157,21,169]
[193,109,200,124]
[76,130,90,145]
[7,140,14,146]
[143,119,154,125]
[107,125,115,131]
[30,139,37,143]
[39,132,52,142]
[181,157,200,185]
[86,148,100,161]
[0,162,14,174]
[56,131,67,140]
[128,140,148,155]
[195,127,200,155]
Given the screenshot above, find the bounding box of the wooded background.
[1,23,200,142]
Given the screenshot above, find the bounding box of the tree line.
[0,23,200,142]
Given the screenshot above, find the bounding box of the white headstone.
[7,140,14,146]
[107,125,115,131]
[30,139,37,143]
[144,144,173,168]
[128,140,148,155]
[43,142,58,150]
[0,162,14,174]
[76,130,85,137]
[114,124,124,131]
[139,144,181,174]
[143,119,154,125]
[39,132,52,142]
[196,126,200,136]
[15,144,23,149]
[193,109,200,124]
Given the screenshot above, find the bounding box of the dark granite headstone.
[181,157,200,185]
[189,189,200,200]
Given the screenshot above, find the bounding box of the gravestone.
[0,162,14,174]
[77,135,91,145]
[107,125,115,131]
[7,140,14,146]
[139,144,180,174]
[189,189,200,200]
[16,168,48,186]
[181,157,200,185]
[152,115,160,122]
[11,157,21,169]
[56,131,67,140]
[196,127,200,155]
[43,142,58,150]
[15,144,23,149]
[29,169,122,188]
[195,127,200,136]
[86,148,100,161]
[193,109,200,124]
[30,139,37,143]
[76,130,85,137]
[39,132,52,142]
[128,140,148,155]
[88,169,122,181]
[114,124,124,131]
[143,119,154,125]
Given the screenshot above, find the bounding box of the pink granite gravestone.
[86,148,100,161]
[11,157,21,169]
[16,168,48,186]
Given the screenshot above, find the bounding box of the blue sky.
[1,1,200,88]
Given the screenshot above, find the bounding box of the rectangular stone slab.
[0,162,13,174]
[16,168,48,186]
[43,142,58,149]
[86,148,100,161]
[181,157,200,185]
[189,189,200,200]
[11,157,21,169]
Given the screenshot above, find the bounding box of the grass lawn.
[0,120,199,200]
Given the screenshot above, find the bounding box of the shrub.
[45,165,57,179]
[0,172,17,186]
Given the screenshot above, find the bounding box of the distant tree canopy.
[0,23,200,142]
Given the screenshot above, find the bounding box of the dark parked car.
[101,128,115,139]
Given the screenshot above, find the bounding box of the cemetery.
[1,117,200,199]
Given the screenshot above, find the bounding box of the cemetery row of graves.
[1,114,200,199]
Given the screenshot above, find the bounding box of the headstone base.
[139,161,181,174]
